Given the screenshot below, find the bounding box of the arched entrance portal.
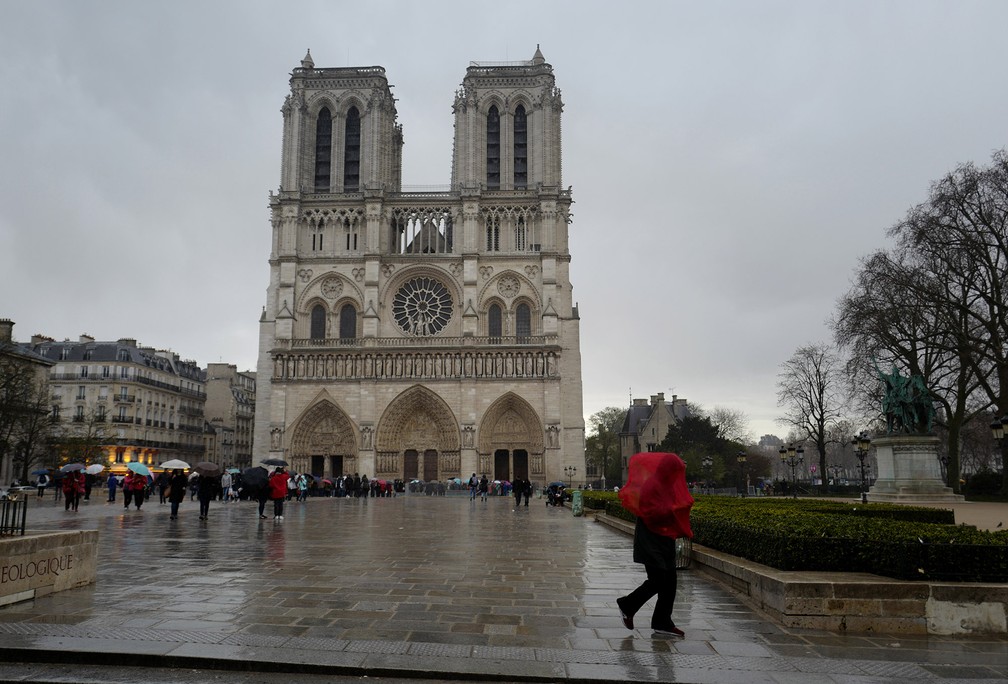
[479,393,544,483]
[375,385,461,482]
[288,398,357,478]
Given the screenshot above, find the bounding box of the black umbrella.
[261,458,288,467]
[242,466,269,489]
[194,462,222,477]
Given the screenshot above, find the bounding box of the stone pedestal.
[869,435,964,503]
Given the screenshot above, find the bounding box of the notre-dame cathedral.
[253,47,585,486]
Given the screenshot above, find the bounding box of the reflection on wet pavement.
[0,494,1004,682]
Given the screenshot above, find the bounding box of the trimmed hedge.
[588,493,1008,582]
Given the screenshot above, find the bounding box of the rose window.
[392,277,453,336]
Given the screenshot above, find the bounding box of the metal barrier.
[676,538,692,569]
[0,496,28,536]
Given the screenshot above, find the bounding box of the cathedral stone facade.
[253,47,585,486]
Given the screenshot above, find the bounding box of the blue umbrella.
[32,469,50,475]
[127,462,151,477]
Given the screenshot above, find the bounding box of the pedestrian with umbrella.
[34,470,49,498]
[242,466,270,518]
[60,464,85,512]
[194,462,221,521]
[126,462,151,511]
[615,452,694,638]
[167,469,187,520]
[267,466,290,520]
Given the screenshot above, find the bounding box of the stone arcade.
[253,48,585,486]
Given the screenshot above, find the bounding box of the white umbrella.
[85,464,105,475]
[160,459,190,470]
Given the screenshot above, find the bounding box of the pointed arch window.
[486,105,500,189]
[339,304,357,340]
[314,108,332,192]
[310,305,326,340]
[344,106,361,192]
[513,105,527,189]
[488,303,502,342]
[516,303,531,342]
[486,216,500,252]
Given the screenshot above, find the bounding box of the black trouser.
[123,489,133,508]
[199,496,211,517]
[65,491,79,511]
[620,563,678,629]
[273,498,284,517]
[133,489,144,509]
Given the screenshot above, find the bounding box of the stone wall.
[594,514,1007,636]
[0,531,98,607]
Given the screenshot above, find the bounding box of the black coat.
[168,474,188,503]
[632,519,678,571]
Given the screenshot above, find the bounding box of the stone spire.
[532,44,545,65]
[301,49,314,69]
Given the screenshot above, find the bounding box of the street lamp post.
[702,455,713,494]
[736,451,747,497]
[564,465,577,487]
[852,432,872,504]
[778,445,804,499]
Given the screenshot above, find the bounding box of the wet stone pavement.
[0,492,1005,683]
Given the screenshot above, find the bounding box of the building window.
[77,386,86,400]
[120,367,128,378]
[118,349,129,361]
[314,107,332,192]
[486,105,500,189]
[312,231,324,251]
[102,365,110,378]
[83,349,93,361]
[344,106,360,192]
[339,304,357,340]
[345,219,358,251]
[310,304,326,340]
[514,104,527,189]
[488,304,502,341]
[74,406,85,421]
[79,365,88,378]
[516,217,527,252]
[51,405,60,421]
[516,303,531,341]
[485,217,500,252]
[60,348,70,360]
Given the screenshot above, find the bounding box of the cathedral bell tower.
[254,47,585,490]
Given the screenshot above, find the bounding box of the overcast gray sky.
[2,1,1006,441]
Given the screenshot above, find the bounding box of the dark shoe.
[616,598,633,630]
[652,625,685,637]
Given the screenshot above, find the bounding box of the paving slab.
[0,493,1004,682]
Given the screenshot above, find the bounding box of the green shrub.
[964,470,1003,496]
[599,495,1008,582]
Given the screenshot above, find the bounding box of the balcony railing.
[280,334,557,350]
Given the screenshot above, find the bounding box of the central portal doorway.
[404,450,419,480]
[423,449,438,481]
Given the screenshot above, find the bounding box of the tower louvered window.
[514,105,527,189]
[516,303,531,341]
[486,105,500,189]
[314,108,332,192]
[488,304,502,341]
[310,305,326,340]
[344,107,361,192]
[339,304,357,340]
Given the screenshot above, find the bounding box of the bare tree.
[708,406,752,444]
[888,150,1008,493]
[0,358,40,483]
[776,343,848,494]
[834,246,986,493]
[586,406,626,483]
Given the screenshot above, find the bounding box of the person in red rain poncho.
[268,467,291,520]
[62,470,85,512]
[616,452,694,637]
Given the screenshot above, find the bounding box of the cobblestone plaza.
[0,494,1005,682]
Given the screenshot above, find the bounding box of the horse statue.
[877,364,935,435]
